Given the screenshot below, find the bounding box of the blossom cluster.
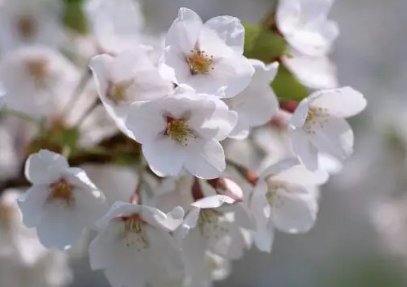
[0,0,366,286]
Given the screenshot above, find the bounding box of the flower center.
[16,14,37,39]
[304,106,329,134]
[117,214,149,251]
[107,80,133,104]
[165,117,196,146]
[26,58,49,87]
[48,178,74,205]
[186,48,214,75]
[265,181,286,206]
[198,209,228,239]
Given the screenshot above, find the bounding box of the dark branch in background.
[0,132,142,194]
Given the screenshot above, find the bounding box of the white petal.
[309,116,354,160]
[88,221,123,270]
[212,53,255,98]
[182,228,208,276]
[36,204,84,249]
[189,96,238,141]
[89,54,114,104]
[25,150,68,184]
[289,129,319,171]
[272,192,317,233]
[271,162,329,186]
[142,136,187,177]
[185,139,225,179]
[125,101,166,143]
[17,185,49,227]
[192,195,235,209]
[165,7,202,53]
[288,99,310,130]
[253,220,275,253]
[309,87,367,118]
[283,54,338,90]
[204,16,245,54]
[95,201,141,230]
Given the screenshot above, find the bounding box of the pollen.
[304,106,329,134]
[117,214,149,251]
[26,58,49,87]
[16,14,37,39]
[186,48,214,75]
[48,178,74,205]
[265,181,285,206]
[198,209,228,239]
[165,118,196,146]
[107,80,133,104]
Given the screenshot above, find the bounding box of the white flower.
[178,194,252,278]
[0,0,64,53]
[0,46,80,118]
[90,46,172,139]
[0,190,72,287]
[161,7,254,97]
[250,158,328,252]
[88,201,184,287]
[283,51,338,89]
[17,150,108,249]
[125,86,237,179]
[85,0,145,54]
[288,87,367,171]
[277,0,339,57]
[226,60,279,139]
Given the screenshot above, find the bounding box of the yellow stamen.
[186,48,214,75]
[166,118,196,146]
[48,178,74,204]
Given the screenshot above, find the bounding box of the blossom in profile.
[226,60,279,139]
[250,158,328,252]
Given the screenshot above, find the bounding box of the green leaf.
[243,23,287,63]
[63,0,88,34]
[272,64,309,102]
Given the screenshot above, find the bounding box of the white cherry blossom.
[178,193,252,278]
[0,46,80,118]
[85,0,145,54]
[277,0,339,57]
[90,46,172,139]
[226,60,279,139]
[17,150,108,249]
[0,0,64,53]
[288,87,367,171]
[125,86,238,179]
[250,158,328,252]
[161,7,254,97]
[88,201,184,287]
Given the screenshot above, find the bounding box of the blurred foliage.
[272,64,309,102]
[243,23,286,63]
[63,0,88,34]
[243,23,309,102]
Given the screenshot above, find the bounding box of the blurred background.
[2,0,407,286]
